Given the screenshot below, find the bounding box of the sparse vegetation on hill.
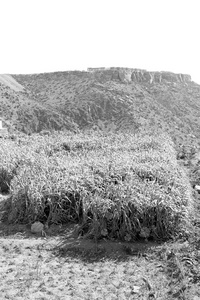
[10,68,200,152]
[0,82,77,134]
[0,67,199,154]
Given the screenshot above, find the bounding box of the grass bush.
[0,140,21,193]
[0,167,13,193]
[4,130,194,241]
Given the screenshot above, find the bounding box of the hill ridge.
[0,67,199,153]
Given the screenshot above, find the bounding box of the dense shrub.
[0,140,20,193]
[3,130,194,241]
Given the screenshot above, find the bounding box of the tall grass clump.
[6,130,194,241]
[8,154,84,224]
[0,134,45,194]
[0,139,22,193]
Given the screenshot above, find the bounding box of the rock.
[194,185,200,193]
[93,69,113,82]
[31,221,44,234]
[87,67,191,85]
[101,228,108,237]
[124,233,132,241]
[183,160,189,166]
[177,152,185,159]
[139,227,150,239]
[161,72,178,82]
[132,286,141,294]
[118,69,132,83]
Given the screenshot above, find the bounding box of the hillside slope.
[1,67,200,149]
[0,79,76,133]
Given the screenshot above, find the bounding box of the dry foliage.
[0,130,194,242]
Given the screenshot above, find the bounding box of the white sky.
[0,0,200,83]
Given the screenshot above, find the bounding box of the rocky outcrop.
[31,221,44,234]
[87,67,191,84]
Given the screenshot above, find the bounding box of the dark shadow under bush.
[0,168,14,194]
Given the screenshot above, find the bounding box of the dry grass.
[0,130,194,242]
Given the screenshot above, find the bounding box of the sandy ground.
[0,218,170,300]
[0,237,169,300]
[0,194,200,299]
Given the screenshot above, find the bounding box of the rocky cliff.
[87,67,191,84]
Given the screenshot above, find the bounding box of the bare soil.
[0,194,200,300]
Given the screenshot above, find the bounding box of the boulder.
[139,227,150,239]
[177,152,185,159]
[31,221,44,234]
[194,185,200,194]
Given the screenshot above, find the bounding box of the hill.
[1,70,200,299]
[1,67,200,151]
[0,75,77,133]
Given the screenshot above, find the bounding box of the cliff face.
[87,67,191,84]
